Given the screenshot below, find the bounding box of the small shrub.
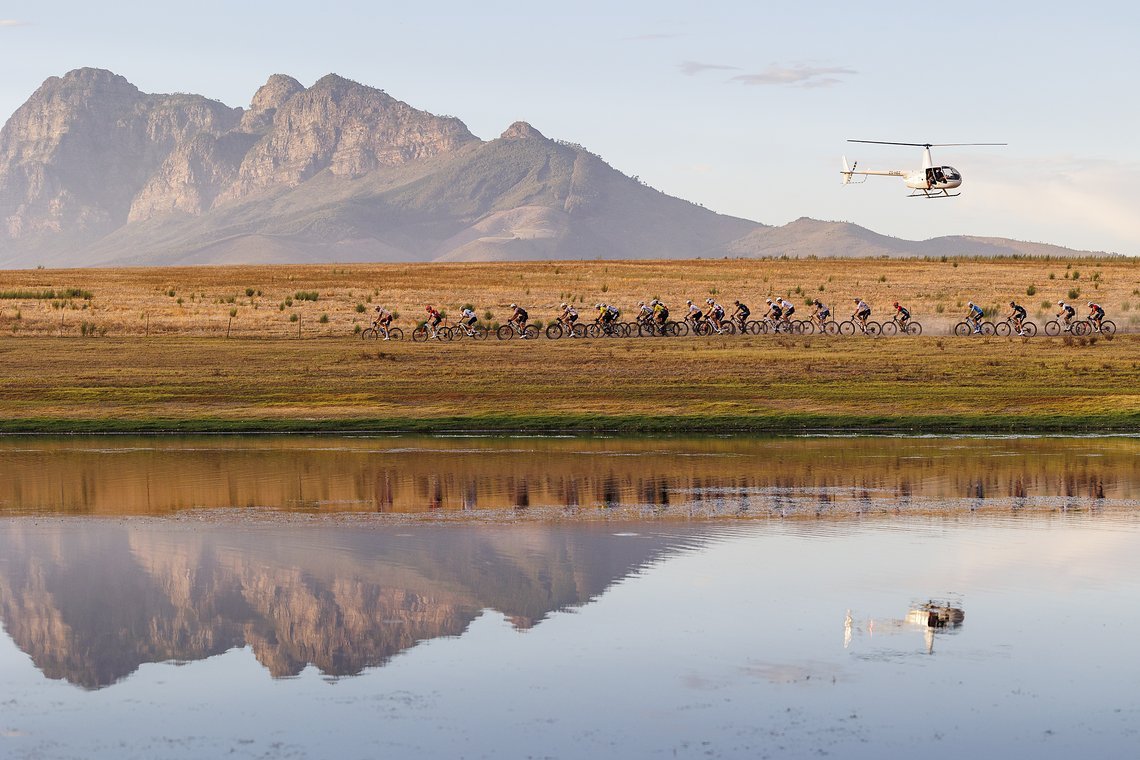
[1071,270,1080,280]
[245,288,255,297]
[294,291,319,302]
[601,283,609,293]
[176,297,183,305]
[878,275,887,283]
[225,295,236,304]
[1068,288,1080,300]
[1049,272,1056,280]
[229,308,238,318]
[935,304,945,314]
[353,324,362,334]
[355,303,366,313]
[484,310,494,321]
[289,313,299,323]
[279,303,285,311]
[952,262,959,268]
[1026,285,1037,296]
[167,289,176,297]
[284,297,293,307]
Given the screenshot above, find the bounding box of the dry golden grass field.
[1,257,1138,338]
[0,258,1138,433]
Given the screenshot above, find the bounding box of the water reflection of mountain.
[0,522,689,689]
[0,437,1137,515]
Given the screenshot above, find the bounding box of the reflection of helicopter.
[841,139,1005,198]
[845,600,965,654]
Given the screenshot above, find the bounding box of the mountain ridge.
[0,68,1113,268]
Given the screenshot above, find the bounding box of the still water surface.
[1,436,1139,758]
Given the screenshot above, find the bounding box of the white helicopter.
[841,139,1005,198]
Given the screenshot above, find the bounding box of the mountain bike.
[496,319,539,340]
[880,316,922,336]
[412,322,450,341]
[546,320,585,339]
[1072,319,1116,336]
[361,323,404,341]
[952,318,994,337]
[994,317,1037,337]
[448,320,488,340]
[838,318,881,336]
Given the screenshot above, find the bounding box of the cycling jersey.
[461,309,477,325]
[514,308,528,321]
[969,305,983,318]
[1011,305,1026,319]
[783,305,795,317]
[771,306,783,319]
[736,304,750,317]
[855,301,870,315]
[688,304,702,316]
[710,305,724,318]
[607,306,621,318]
[638,306,653,319]
[1062,306,1075,318]
[896,306,910,320]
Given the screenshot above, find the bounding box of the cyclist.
[373,305,395,339]
[636,301,654,325]
[1056,300,1076,331]
[705,298,726,332]
[425,304,443,338]
[730,300,750,331]
[1007,301,1028,336]
[508,303,529,337]
[686,299,704,327]
[811,299,831,330]
[457,305,479,336]
[892,301,911,328]
[1087,300,1106,332]
[779,297,796,327]
[652,299,670,324]
[852,298,871,333]
[596,302,619,334]
[965,301,984,334]
[558,302,579,334]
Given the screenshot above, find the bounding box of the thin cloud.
[1,19,29,27]
[732,64,856,88]
[624,33,683,41]
[679,60,741,76]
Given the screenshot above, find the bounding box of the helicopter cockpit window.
[931,167,946,183]
[943,167,961,181]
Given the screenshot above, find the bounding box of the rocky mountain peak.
[249,74,304,113]
[500,121,545,141]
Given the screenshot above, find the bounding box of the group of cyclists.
[365,295,1113,340]
[967,299,1110,336]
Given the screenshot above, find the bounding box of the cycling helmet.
[510,303,517,309]
[853,298,860,303]
[638,301,645,307]
[425,304,433,311]
[733,300,741,305]
[706,298,714,305]
[1087,301,1094,307]
[968,301,974,307]
[766,298,773,304]
[893,301,899,308]
[560,302,568,309]
[1057,301,1064,306]
[686,299,693,305]
[1009,301,1015,307]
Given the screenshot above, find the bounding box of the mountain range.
[0,69,1107,268]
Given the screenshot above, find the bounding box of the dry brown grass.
[0,257,1137,338]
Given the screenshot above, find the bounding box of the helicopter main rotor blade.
[847,139,1006,147]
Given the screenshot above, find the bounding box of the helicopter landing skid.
[908,189,960,199]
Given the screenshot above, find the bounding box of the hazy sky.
[2,1,1138,254]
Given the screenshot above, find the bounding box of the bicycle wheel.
[838,320,855,336]
[1021,322,1037,337]
[980,322,996,336]
[1102,321,1117,336]
[880,320,898,336]
[545,323,564,340]
[1044,320,1061,336]
[638,322,657,337]
[866,321,882,337]
[570,323,586,338]
[994,321,1011,337]
[824,321,840,336]
[952,322,971,337]
[905,321,922,336]
[585,323,602,338]
[720,321,736,335]
[388,327,404,341]
[412,325,431,342]
[523,325,540,340]
[1072,321,1090,336]
[664,321,682,337]
[361,328,377,340]
[496,325,515,340]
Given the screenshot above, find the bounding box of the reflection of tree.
[0,522,683,689]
